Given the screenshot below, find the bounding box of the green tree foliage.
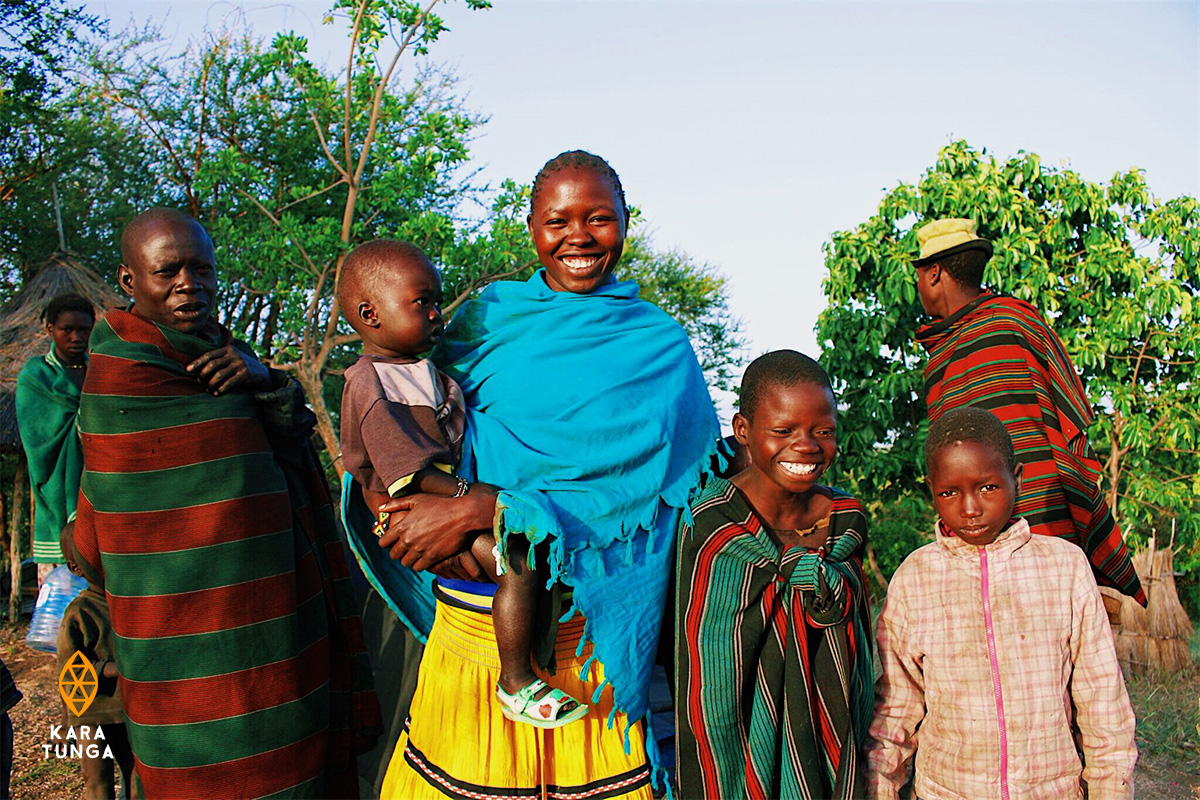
[818,140,1200,583]
[0,93,154,280]
[84,1,493,461]
[0,0,96,111]
[0,0,137,282]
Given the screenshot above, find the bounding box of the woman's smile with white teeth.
[562,255,600,270]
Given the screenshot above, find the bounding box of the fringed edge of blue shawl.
[494,435,724,799]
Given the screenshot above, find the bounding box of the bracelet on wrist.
[452,476,470,498]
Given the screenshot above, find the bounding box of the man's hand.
[187,345,272,395]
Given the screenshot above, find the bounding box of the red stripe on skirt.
[121,637,330,726]
[744,757,768,800]
[81,418,272,472]
[92,493,293,554]
[107,567,315,639]
[132,728,328,800]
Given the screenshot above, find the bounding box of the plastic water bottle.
[25,565,88,653]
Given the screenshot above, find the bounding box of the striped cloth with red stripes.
[917,294,1145,604]
[675,478,873,800]
[74,308,380,799]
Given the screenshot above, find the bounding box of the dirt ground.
[1139,768,1200,800]
[4,624,86,799]
[3,622,1199,799]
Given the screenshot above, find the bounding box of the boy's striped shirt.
[916,293,1144,603]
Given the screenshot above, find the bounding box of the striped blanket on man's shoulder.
[74,308,380,799]
[917,293,1144,604]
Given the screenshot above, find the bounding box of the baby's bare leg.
[472,534,543,696]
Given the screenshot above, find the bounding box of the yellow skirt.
[381,581,653,800]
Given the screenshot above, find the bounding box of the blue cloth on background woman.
[434,270,719,730]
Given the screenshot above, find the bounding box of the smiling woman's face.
[527,166,628,294]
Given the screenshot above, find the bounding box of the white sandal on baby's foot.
[495,679,589,729]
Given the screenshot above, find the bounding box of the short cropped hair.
[936,248,989,289]
[925,406,1017,474]
[337,239,432,323]
[42,293,95,325]
[738,349,833,419]
[120,207,208,265]
[531,150,627,215]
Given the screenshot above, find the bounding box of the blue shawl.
[435,271,719,729]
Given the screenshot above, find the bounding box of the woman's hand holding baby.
[378,489,498,572]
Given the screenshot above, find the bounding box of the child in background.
[866,406,1136,800]
[57,522,138,800]
[16,292,94,574]
[675,350,874,800]
[338,239,587,728]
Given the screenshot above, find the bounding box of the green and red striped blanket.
[676,478,874,800]
[917,293,1145,604]
[74,308,380,799]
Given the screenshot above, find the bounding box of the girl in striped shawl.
[676,350,874,800]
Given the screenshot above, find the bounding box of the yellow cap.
[914,218,992,266]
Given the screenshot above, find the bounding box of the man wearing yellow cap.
[912,218,1145,605]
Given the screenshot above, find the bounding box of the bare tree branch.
[309,107,349,180]
[443,261,535,316]
[275,177,347,215]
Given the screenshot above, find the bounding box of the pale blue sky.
[84,0,1199,421]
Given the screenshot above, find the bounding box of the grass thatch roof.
[0,251,124,449]
[1114,541,1194,676]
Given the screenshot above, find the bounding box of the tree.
[1,0,96,109]
[0,0,122,284]
[818,140,1200,581]
[83,4,745,471]
[86,1,490,462]
[0,93,155,282]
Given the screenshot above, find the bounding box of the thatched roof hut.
[0,251,124,450]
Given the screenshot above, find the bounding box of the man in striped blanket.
[73,208,380,798]
[912,218,1144,605]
